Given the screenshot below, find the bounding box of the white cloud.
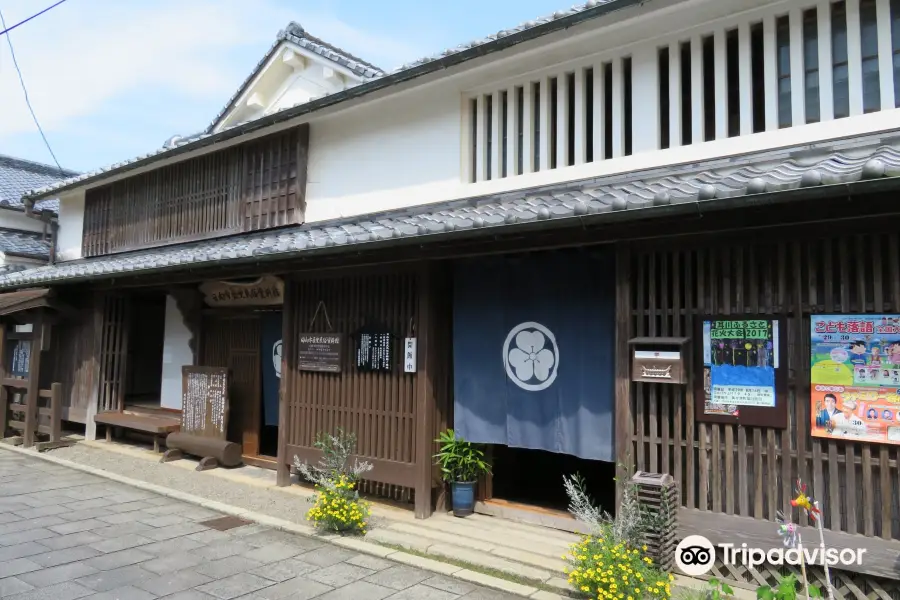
[0,0,424,138]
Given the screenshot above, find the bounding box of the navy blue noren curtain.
[452,251,615,462]
[260,312,283,427]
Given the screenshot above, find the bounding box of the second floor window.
[804,9,821,123]
[861,0,881,112]
[891,0,900,106]
[777,16,792,128]
[832,1,850,119]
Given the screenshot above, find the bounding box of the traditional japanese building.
[1,1,900,596]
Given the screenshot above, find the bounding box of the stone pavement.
[0,451,526,600]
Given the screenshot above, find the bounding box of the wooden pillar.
[414,262,435,519]
[615,245,633,507]
[0,323,7,438]
[23,311,43,448]
[85,295,104,441]
[276,279,296,487]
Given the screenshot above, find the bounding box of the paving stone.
[249,557,320,582]
[139,536,205,555]
[57,508,111,522]
[162,591,217,600]
[17,562,98,588]
[40,532,103,551]
[139,513,189,527]
[0,529,56,547]
[294,545,356,568]
[194,540,254,561]
[139,550,206,575]
[242,576,333,600]
[0,517,65,536]
[85,548,155,571]
[0,559,41,579]
[195,572,274,600]
[384,583,461,600]
[240,543,303,564]
[0,577,34,598]
[316,580,395,600]
[103,501,157,514]
[196,555,264,579]
[75,564,155,592]
[29,546,102,568]
[85,585,158,600]
[422,575,477,596]
[240,530,317,549]
[0,580,94,600]
[143,521,207,541]
[134,570,213,597]
[185,529,232,545]
[0,542,51,562]
[307,563,375,588]
[89,534,154,554]
[12,505,70,520]
[346,553,396,571]
[365,566,432,591]
[91,521,155,539]
[96,511,148,525]
[46,519,106,535]
[62,498,111,512]
[459,588,528,600]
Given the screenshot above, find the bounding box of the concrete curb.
[0,443,565,599]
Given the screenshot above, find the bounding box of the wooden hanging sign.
[297,333,344,373]
[199,275,284,307]
[181,366,229,440]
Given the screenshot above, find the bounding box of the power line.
[0,0,68,38]
[0,7,63,172]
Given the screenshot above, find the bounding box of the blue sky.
[0,0,572,173]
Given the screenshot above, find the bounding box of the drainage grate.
[199,516,253,531]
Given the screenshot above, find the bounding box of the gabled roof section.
[208,21,384,133]
[0,154,78,213]
[24,0,632,201]
[0,228,51,261]
[4,132,900,290]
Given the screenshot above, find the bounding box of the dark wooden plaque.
[181,366,229,439]
[297,333,344,373]
[356,331,393,372]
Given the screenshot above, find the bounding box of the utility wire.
[0,6,63,172]
[0,0,68,38]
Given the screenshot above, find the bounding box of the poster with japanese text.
[810,315,900,444]
[699,318,782,426]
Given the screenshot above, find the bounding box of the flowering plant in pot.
[433,429,491,517]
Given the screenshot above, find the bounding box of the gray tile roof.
[0,154,77,212]
[0,228,49,260]
[24,0,628,201]
[2,133,899,290]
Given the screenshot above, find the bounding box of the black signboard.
[9,340,30,377]
[298,333,344,373]
[356,331,393,372]
[181,366,229,440]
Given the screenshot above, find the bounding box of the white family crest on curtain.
[503,322,559,391]
[273,340,283,378]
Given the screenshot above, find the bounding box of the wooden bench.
[94,411,180,453]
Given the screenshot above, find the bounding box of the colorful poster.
[702,319,779,418]
[810,315,900,444]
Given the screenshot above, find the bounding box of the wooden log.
[165,432,242,467]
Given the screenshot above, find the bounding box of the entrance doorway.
[124,293,166,413]
[486,445,617,516]
[200,312,281,465]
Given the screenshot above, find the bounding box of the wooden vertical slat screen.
[283,269,420,498]
[42,305,97,423]
[96,294,129,413]
[82,126,308,257]
[628,232,900,540]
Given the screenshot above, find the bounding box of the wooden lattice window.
[81,126,308,257]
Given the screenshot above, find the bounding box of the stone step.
[384,522,568,573]
[463,512,585,543]
[418,514,577,554]
[427,542,556,582]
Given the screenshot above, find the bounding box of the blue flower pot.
[451,481,476,517]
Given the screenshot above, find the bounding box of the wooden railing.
[0,381,64,450]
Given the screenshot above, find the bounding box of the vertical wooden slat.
[616,245,633,507]
[713,29,728,139]
[738,22,753,135]
[648,253,659,474]
[684,249,696,509]
[672,250,683,494]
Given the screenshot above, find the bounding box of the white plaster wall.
[160,295,194,410]
[56,190,84,261]
[0,209,45,233]
[305,83,463,222]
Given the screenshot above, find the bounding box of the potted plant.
[434,429,491,517]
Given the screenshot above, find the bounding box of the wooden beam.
[615,245,633,506]
[84,293,103,441]
[414,262,436,519]
[22,310,42,448]
[276,280,296,487]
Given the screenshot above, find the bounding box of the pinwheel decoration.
[775,511,800,548]
[790,480,822,523]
